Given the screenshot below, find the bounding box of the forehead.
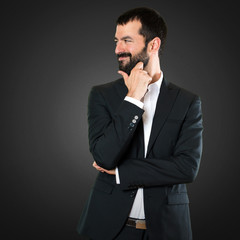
[115,20,142,38]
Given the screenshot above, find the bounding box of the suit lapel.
[112,78,179,157]
[147,79,179,156]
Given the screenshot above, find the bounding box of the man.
[77,7,203,240]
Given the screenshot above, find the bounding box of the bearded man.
[77,7,203,240]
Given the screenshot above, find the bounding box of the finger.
[134,61,144,70]
[98,167,105,173]
[118,70,128,81]
[94,165,103,172]
[93,161,101,169]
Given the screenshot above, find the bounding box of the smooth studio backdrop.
[2,1,239,239]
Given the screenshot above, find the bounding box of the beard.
[117,46,149,75]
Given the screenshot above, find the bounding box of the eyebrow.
[114,36,134,41]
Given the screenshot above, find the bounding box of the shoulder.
[89,78,127,103]
[167,80,200,102]
[165,80,202,119]
[92,78,125,93]
[88,78,127,109]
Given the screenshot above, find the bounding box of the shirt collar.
[148,71,163,92]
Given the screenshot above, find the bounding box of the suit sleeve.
[118,96,203,189]
[88,86,144,170]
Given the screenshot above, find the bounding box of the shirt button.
[132,119,136,123]
[129,122,135,127]
[134,115,139,120]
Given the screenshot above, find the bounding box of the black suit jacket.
[77,78,203,240]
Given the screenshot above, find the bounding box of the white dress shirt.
[116,72,163,219]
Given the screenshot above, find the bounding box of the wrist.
[127,92,143,101]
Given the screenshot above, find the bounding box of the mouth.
[117,53,131,62]
[118,56,129,61]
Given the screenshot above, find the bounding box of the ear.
[148,37,161,54]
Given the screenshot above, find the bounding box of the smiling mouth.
[117,52,131,62]
[118,56,129,61]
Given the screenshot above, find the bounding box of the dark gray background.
[2,1,239,239]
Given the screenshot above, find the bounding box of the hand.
[92,161,116,175]
[118,62,152,101]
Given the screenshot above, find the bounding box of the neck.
[144,55,161,84]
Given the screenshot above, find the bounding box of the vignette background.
[2,1,239,239]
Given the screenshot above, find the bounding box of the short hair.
[116,7,167,54]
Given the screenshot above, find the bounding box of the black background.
[2,1,240,239]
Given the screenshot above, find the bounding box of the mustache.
[117,52,132,58]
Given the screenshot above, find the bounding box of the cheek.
[130,44,145,55]
[125,44,135,53]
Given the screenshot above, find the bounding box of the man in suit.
[77,7,203,240]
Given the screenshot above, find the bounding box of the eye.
[124,39,132,43]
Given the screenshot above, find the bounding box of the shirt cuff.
[124,96,144,109]
[115,167,120,184]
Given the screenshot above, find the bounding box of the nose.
[115,41,125,55]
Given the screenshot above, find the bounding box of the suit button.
[134,115,139,120]
[130,191,136,198]
[129,122,135,127]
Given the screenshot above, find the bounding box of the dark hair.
[116,7,167,54]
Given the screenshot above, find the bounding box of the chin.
[119,60,129,66]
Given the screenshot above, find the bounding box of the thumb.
[118,70,129,81]
[134,61,144,70]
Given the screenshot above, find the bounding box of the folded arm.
[117,96,203,189]
[89,82,203,188]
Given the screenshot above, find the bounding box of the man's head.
[115,7,167,75]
